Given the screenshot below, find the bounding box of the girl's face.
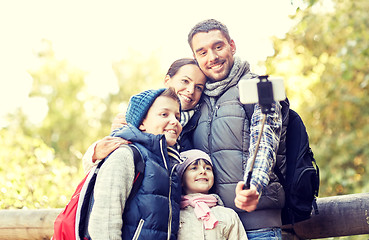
[182,159,214,194]
[139,96,182,147]
[164,64,206,111]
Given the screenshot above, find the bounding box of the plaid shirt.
[245,102,282,194]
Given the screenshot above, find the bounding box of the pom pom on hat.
[126,88,166,128]
[177,149,212,180]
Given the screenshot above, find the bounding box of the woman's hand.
[92,136,131,162]
[111,113,127,132]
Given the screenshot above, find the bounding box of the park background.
[0,0,368,239]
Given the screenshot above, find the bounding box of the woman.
[82,58,207,172]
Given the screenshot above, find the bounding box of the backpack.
[274,109,320,225]
[244,103,320,225]
[53,145,144,240]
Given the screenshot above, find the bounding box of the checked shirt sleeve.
[245,102,282,195]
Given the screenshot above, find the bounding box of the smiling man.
[187,19,286,239]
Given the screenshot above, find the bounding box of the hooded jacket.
[89,125,181,240]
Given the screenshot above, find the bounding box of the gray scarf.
[204,57,250,97]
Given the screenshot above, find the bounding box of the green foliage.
[266,0,369,196]
[0,125,83,209]
[29,45,90,166]
[1,41,164,209]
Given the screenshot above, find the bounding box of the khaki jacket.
[178,194,247,240]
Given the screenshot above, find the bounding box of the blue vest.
[113,126,181,240]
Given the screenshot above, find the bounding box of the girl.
[177,149,247,240]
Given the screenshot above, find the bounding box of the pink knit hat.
[177,149,212,179]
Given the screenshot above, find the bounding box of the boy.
[88,88,182,240]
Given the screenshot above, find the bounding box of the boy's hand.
[234,181,259,212]
[111,113,127,132]
[92,136,130,162]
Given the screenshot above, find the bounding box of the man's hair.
[166,58,198,77]
[187,19,231,49]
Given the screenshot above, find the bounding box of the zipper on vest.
[214,105,219,117]
[159,139,168,170]
[167,164,178,240]
[159,138,172,239]
[208,102,219,156]
[205,98,214,153]
[132,219,145,240]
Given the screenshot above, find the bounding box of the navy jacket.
[113,125,181,239]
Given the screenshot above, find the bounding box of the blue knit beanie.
[125,88,166,128]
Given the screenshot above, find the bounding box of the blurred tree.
[28,40,91,167]
[265,0,369,196]
[0,120,83,209]
[2,40,165,209]
[96,50,164,138]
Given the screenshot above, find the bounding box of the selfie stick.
[244,114,266,189]
[244,75,275,190]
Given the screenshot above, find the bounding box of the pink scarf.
[181,194,219,230]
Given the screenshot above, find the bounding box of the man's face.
[191,30,236,82]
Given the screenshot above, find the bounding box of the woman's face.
[164,64,206,111]
[139,96,182,147]
[182,159,214,194]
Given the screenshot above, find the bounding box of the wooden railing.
[1,193,369,240]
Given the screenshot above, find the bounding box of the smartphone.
[239,76,286,104]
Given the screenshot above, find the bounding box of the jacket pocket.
[132,219,145,240]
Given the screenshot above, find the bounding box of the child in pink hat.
[177,149,247,240]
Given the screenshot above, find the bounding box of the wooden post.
[0,208,61,240]
[291,193,369,239]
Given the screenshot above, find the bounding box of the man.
[188,19,287,239]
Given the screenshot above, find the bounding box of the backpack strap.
[78,145,145,239]
[78,158,106,239]
[243,103,255,123]
[126,145,145,203]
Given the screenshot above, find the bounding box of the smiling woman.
[164,58,207,110]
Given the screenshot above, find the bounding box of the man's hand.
[92,136,130,162]
[234,181,259,212]
[111,113,127,132]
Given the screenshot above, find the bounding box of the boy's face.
[191,30,236,82]
[183,159,214,195]
[139,96,182,147]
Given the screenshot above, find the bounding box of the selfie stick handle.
[244,113,267,190]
